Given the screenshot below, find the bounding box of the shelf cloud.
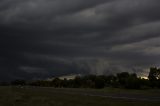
[0,0,160,81]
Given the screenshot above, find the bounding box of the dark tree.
[95,77,105,89]
[148,67,160,88]
[52,78,62,88]
[117,72,129,86]
[73,76,82,88]
[11,80,26,86]
[125,74,140,89]
[148,67,159,81]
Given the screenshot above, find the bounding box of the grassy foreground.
[0,86,160,106]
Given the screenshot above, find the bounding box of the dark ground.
[0,86,160,106]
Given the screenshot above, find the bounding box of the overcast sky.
[1,0,160,81]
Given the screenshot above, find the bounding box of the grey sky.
[0,0,160,81]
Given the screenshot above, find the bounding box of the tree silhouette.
[148,67,159,81]
[148,67,160,88]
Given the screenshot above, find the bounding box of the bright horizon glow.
[140,76,148,79]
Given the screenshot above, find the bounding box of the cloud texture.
[1,0,160,80]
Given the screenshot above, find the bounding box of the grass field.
[0,86,160,106]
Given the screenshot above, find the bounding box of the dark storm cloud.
[1,0,160,81]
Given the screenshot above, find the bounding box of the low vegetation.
[0,87,160,106]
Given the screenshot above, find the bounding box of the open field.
[0,86,160,106]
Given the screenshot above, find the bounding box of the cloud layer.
[1,0,160,81]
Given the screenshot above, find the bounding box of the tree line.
[1,67,160,89]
